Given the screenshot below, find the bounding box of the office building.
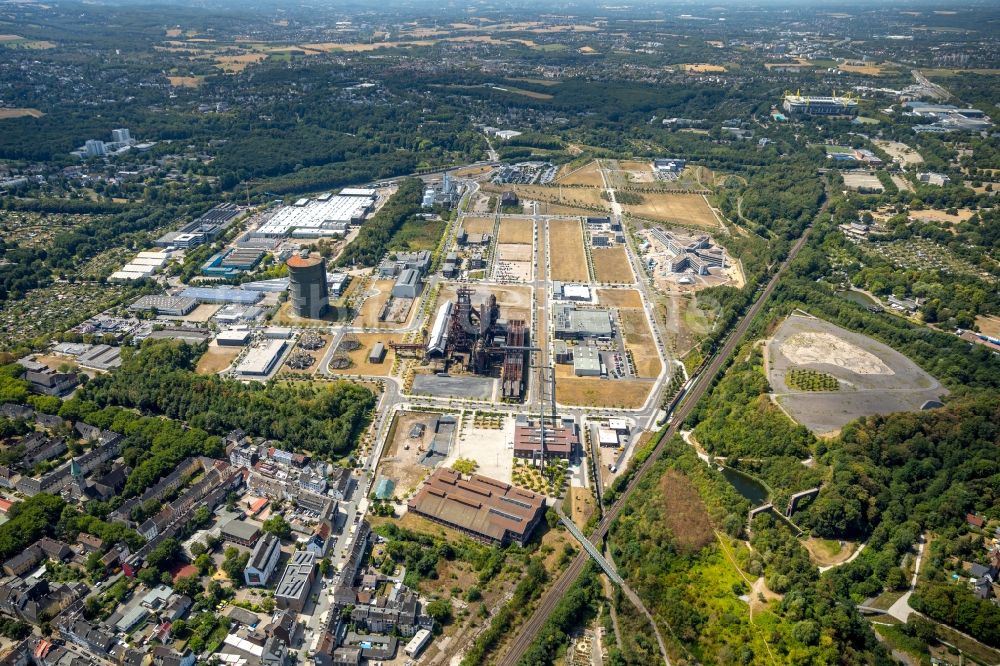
[275,551,316,612]
[244,533,281,587]
[84,140,106,157]
[553,305,613,340]
[111,128,132,144]
[513,416,580,460]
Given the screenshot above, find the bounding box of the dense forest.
[336,178,424,267]
[79,340,375,459]
[606,436,890,665]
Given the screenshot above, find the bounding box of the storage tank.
[286,252,329,318]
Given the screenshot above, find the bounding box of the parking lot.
[411,373,495,400]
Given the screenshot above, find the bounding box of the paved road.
[496,222,815,666]
[888,533,926,622]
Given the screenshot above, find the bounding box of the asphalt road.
[496,223,814,666]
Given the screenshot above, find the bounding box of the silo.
[287,252,329,318]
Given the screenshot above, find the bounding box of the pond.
[720,466,769,506]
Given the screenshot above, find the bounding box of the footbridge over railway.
[557,507,623,586]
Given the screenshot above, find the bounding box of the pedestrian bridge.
[557,509,623,586]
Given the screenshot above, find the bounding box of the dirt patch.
[555,374,653,408]
[568,486,596,529]
[874,140,923,166]
[555,160,605,187]
[378,410,442,499]
[549,218,588,281]
[842,172,884,192]
[620,309,661,378]
[355,279,397,325]
[767,314,946,434]
[490,183,609,211]
[167,76,202,88]
[214,53,266,73]
[976,315,1000,339]
[452,165,493,178]
[461,216,495,235]
[298,40,435,52]
[802,538,857,567]
[438,283,532,314]
[0,108,45,119]
[592,247,634,283]
[597,289,643,309]
[659,470,713,553]
[680,63,727,73]
[839,62,893,76]
[497,218,533,244]
[327,332,403,377]
[624,193,718,228]
[781,331,892,375]
[908,208,976,224]
[496,243,531,262]
[195,344,240,375]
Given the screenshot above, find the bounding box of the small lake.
[720,467,769,506]
[838,289,878,308]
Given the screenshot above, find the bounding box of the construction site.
[425,286,529,401]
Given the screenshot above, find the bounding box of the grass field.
[389,217,447,252]
[591,247,634,283]
[555,375,653,408]
[0,108,45,119]
[555,160,605,187]
[548,219,588,281]
[624,193,718,227]
[597,289,644,308]
[0,35,55,49]
[489,85,553,100]
[619,309,661,378]
[497,218,533,244]
[802,538,857,567]
[839,62,895,76]
[536,202,601,217]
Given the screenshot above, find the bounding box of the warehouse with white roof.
[252,195,374,238]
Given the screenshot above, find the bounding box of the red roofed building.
[407,468,546,546]
[968,514,986,528]
[512,417,579,461]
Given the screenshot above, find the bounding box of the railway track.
[496,224,814,666]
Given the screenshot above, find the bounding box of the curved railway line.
[496,224,814,666]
